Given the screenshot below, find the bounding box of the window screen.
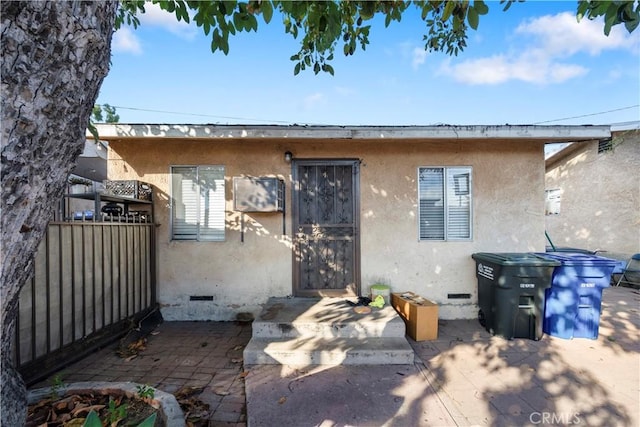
[418,167,472,241]
[171,165,225,241]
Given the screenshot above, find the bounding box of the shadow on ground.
[411,286,639,426]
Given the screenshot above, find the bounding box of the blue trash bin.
[535,252,617,339]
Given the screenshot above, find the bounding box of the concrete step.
[243,337,415,366]
[251,297,406,339]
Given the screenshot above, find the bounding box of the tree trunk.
[1,2,117,424]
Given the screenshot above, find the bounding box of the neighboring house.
[57,140,109,221]
[94,124,610,321]
[545,129,640,258]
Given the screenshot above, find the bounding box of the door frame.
[291,158,361,297]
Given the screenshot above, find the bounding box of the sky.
[97,1,640,128]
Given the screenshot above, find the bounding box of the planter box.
[391,292,438,341]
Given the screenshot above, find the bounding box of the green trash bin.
[472,253,560,340]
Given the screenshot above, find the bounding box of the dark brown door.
[292,160,360,297]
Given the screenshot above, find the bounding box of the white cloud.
[444,11,638,86]
[335,86,357,96]
[516,12,638,56]
[112,27,142,55]
[441,53,587,85]
[395,41,429,70]
[139,3,197,39]
[303,92,326,109]
[412,47,427,70]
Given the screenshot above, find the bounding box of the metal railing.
[14,221,156,385]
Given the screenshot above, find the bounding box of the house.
[545,128,640,259]
[93,124,611,322]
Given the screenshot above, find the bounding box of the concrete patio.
[31,286,639,426]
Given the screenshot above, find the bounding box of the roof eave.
[88,123,611,142]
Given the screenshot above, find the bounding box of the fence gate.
[13,222,156,385]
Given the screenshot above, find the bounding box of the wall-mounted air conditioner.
[233,177,284,213]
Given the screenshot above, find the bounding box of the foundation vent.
[190,295,214,301]
[447,293,471,299]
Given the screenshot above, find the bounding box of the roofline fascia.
[88,124,611,142]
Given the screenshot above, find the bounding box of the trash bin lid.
[534,252,618,267]
[472,252,560,266]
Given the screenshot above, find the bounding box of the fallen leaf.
[278,397,286,404]
[233,345,243,351]
[214,390,229,396]
[125,354,138,362]
[150,331,160,335]
[239,371,249,378]
[175,386,204,400]
[71,404,106,416]
[231,358,243,364]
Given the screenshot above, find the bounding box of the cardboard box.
[391,292,438,341]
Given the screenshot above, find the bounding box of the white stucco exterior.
[96,124,610,321]
[545,129,640,257]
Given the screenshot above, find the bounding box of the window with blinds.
[171,165,225,241]
[418,167,472,241]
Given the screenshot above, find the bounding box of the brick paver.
[33,321,252,426]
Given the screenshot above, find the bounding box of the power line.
[99,103,640,126]
[532,105,640,125]
[104,104,317,125]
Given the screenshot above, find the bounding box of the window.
[418,167,472,241]
[171,166,225,241]
[545,188,561,215]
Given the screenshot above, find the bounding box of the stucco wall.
[107,138,546,320]
[545,130,640,257]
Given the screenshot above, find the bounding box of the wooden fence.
[14,221,156,385]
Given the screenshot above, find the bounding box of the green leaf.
[624,17,639,33]
[138,413,157,427]
[294,62,301,75]
[421,4,430,20]
[322,64,335,76]
[603,3,619,36]
[474,0,489,15]
[442,1,455,21]
[361,1,375,20]
[222,1,236,16]
[261,0,273,24]
[248,14,258,32]
[576,1,588,22]
[467,7,479,30]
[319,15,327,32]
[314,62,320,74]
[232,12,242,30]
[325,64,333,76]
[82,410,102,427]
